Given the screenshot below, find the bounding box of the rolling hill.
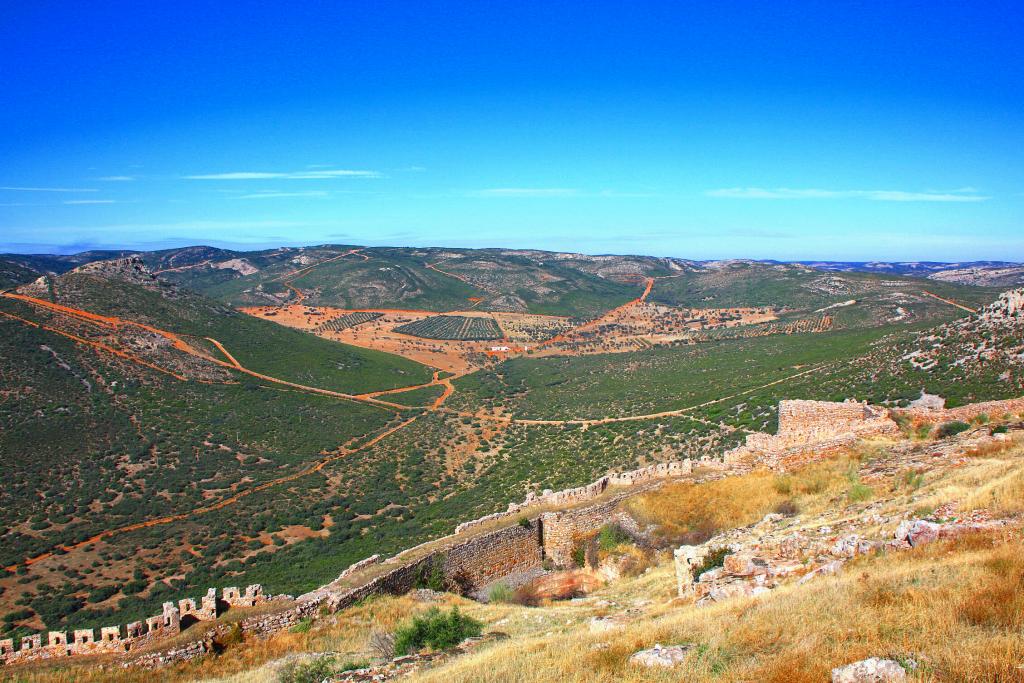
[0,246,1021,666]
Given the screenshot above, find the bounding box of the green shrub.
[393,607,482,656]
[915,422,933,439]
[992,425,1009,435]
[517,517,532,529]
[596,524,631,551]
[570,542,586,568]
[278,655,367,683]
[848,482,874,502]
[903,470,925,490]
[487,582,513,603]
[692,547,729,579]
[289,617,312,633]
[415,555,447,592]
[937,421,971,438]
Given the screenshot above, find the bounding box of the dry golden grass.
[409,531,1024,683]
[626,456,858,545]
[964,464,1024,516]
[626,472,785,544]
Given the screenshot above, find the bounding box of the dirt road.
[445,363,830,427]
[921,290,978,313]
[4,415,420,572]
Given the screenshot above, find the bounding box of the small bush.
[773,499,799,516]
[903,470,925,490]
[772,476,792,495]
[393,607,482,656]
[289,617,312,633]
[846,465,874,502]
[415,555,447,592]
[992,425,1009,435]
[278,656,337,683]
[915,422,933,439]
[848,482,874,502]
[487,582,514,603]
[368,629,395,659]
[597,524,631,551]
[571,542,587,568]
[518,517,532,529]
[278,655,368,683]
[692,547,729,580]
[937,420,971,438]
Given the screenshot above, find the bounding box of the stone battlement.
[725,399,899,470]
[0,584,267,666]
[455,459,697,534]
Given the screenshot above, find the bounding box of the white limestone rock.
[629,643,693,668]
[831,657,907,682]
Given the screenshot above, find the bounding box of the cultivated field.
[395,315,504,341]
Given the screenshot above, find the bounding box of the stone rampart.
[540,498,626,567]
[895,397,1024,426]
[0,584,267,666]
[455,459,693,534]
[725,399,899,470]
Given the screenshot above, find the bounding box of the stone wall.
[9,396,1016,671]
[455,459,693,534]
[895,397,1024,426]
[778,399,874,435]
[0,585,267,666]
[725,399,899,470]
[540,498,625,567]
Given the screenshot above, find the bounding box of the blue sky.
[1,1,1021,260]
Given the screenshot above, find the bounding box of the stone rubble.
[831,657,908,682]
[628,643,694,668]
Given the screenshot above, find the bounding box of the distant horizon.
[1,239,1021,266]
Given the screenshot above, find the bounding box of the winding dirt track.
[0,268,800,571]
[443,363,830,427]
[533,277,654,350]
[3,415,420,572]
[425,260,495,295]
[1,291,409,412]
[921,290,978,313]
[276,248,366,305]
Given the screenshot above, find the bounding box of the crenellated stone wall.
[0,585,267,666]
[455,459,694,534]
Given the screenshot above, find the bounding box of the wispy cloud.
[63,199,117,204]
[95,175,135,181]
[471,188,579,197]
[238,191,329,199]
[184,169,380,180]
[0,186,97,193]
[706,187,989,202]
